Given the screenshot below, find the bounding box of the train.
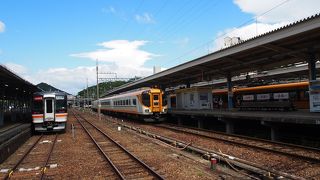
[92,87,167,122]
[32,92,68,132]
[168,81,310,111]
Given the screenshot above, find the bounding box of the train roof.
[99,87,162,101]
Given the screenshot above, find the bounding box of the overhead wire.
[162,0,293,67]
[154,0,219,42]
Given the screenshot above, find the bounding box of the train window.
[162,94,167,106]
[170,96,176,107]
[199,93,208,100]
[46,99,53,113]
[126,99,129,105]
[154,95,159,100]
[56,99,67,113]
[142,92,150,107]
[190,94,194,101]
[133,99,136,105]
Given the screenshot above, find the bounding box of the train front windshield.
[142,92,151,107]
[32,97,43,114]
[56,96,67,113]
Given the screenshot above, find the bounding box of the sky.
[0,0,319,94]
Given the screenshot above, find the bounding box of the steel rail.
[75,112,164,180]
[117,122,306,180]
[40,133,58,180]
[4,134,43,180]
[165,123,320,152]
[74,112,126,180]
[155,123,320,163]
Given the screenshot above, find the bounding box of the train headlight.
[145,109,149,113]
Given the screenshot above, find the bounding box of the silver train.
[32,91,68,132]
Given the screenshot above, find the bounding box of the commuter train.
[32,92,68,132]
[168,81,310,111]
[92,87,167,122]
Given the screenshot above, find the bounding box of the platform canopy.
[103,14,320,97]
[0,65,40,98]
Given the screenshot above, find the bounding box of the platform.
[0,123,31,163]
[168,109,320,125]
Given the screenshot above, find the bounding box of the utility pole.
[96,59,101,121]
[86,78,89,108]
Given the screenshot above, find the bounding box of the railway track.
[3,133,58,180]
[155,123,320,163]
[110,121,306,179]
[84,112,314,180]
[73,111,164,180]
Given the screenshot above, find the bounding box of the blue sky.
[0,0,319,94]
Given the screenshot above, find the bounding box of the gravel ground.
[1,110,231,179]
[43,114,119,179]
[94,112,320,179]
[78,110,224,180]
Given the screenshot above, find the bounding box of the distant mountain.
[37,82,69,94]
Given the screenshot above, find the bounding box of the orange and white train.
[32,92,68,132]
[92,87,167,122]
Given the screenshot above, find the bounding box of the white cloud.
[38,65,152,94]
[213,22,288,50]
[3,62,153,95]
[102,6,116,14]
[234,0,320,23]
[0,20,5,33]
[4,62,28,75]
[135,13,155,24]
[3,62,35,88]
[71,40,156,68]
[3,40,157,94]
[102,6,127,21]
[213,0,320,50]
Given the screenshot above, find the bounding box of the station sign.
[242,95,254,101]
[34,96,43,101]
[309,80,320,112]
[56,96,65,100]
[257,94,270,101]
[273,92,289,100]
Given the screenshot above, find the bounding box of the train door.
[152,93,160,112]
[44,98,55,121]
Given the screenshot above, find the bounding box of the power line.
[150,0,220,51]
[163,0,292,67]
